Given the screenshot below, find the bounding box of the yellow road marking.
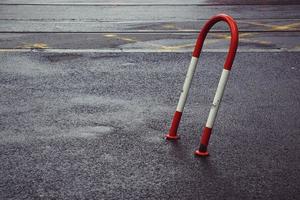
[160,44,194,50]
[245,21,275,29]
[104,34,138,42]
[214,32,272,46]
[104,34,117,37]
[272,22,300,31]
[293,45,300,50]
[159,39,227,51]
[218,32,254,40]
[17,43,48,49]
[160,22,272,50]
[104,19,300,51]
[162,24,177,29]
[245,21,300,31]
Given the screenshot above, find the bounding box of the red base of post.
[194,150,209,156]
[165,134,180,140]
[165,111,182,140]
[195,127,212,157]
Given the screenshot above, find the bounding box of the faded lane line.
[271,22,300,31]
[293,45,300,50]
[220,32,254,39]
[157,23,272,50]
[216,21,300,47]
[158,39,225,51]
[17,42,48,49]
[160,44,194,50]
[104,33,187,50]
[162,24,177,29]
[214,32,273,46]
[104,34,138,42]
[245,21,300,31]
[158,24,230,50]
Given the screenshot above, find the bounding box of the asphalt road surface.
[0,0,299,200]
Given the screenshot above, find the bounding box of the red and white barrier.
[165,14,239,157]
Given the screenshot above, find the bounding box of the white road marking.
[0,48,300,53]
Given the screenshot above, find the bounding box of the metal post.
[165,13,239,157]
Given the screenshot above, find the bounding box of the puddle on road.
[67,125,115,138]
[142,134,163,144]
[70,95,128,106]
[68,95,147,129]
[100,153,116,163]
[1,56,61,76]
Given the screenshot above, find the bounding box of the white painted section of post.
[205,69,230,128]
[176,57,199,112]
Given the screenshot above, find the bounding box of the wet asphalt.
[1,52,299,199]
[0,0,300,200]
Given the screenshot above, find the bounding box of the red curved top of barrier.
[192,14,239,71]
